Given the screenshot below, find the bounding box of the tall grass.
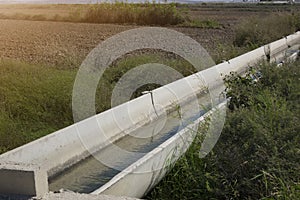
[0,3,187,26]
[234,13,300,48]
[0,60,76,154]
[147,60,300,199]
[0,53,195,154]
[0,3,222,27]
[84,3,185,25]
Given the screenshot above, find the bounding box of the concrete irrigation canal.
[48,95,210,193]
[0,31,299,199]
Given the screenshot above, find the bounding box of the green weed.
[147,61,300,199]
[0,53,195,153]
[0,60,76,152]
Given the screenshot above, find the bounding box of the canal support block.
[0,162,48,197]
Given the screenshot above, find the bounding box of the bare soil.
[0,19,234,68]
[0,19,136,67]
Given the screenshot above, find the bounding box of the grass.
[0,60,76,154]
[96,52,195,112]
[0,3,227,28]
[2,3,300,28]
[213,11,300,62]
[0,52,196,154]
[214,43,246,64]
[146,60,300,199]
[83,3,185,26]
[234,13,300,48]
[179,19,221,29]
[0,3,188,26]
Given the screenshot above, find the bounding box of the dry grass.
[0,3,186,26]
[0,4,73,19]
[234,13,300,48]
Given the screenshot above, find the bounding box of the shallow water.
[48,95,210,193]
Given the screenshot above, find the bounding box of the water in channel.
[49,96,211,193]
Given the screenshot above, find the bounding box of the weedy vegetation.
[96,52,195,112]
[0,60,76,154]
[0,3,209,27]
[0,2,225,28]
[0,52,195,154]
[147,60,300,199]
[234,13,300,48]
[83,3,185,25]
